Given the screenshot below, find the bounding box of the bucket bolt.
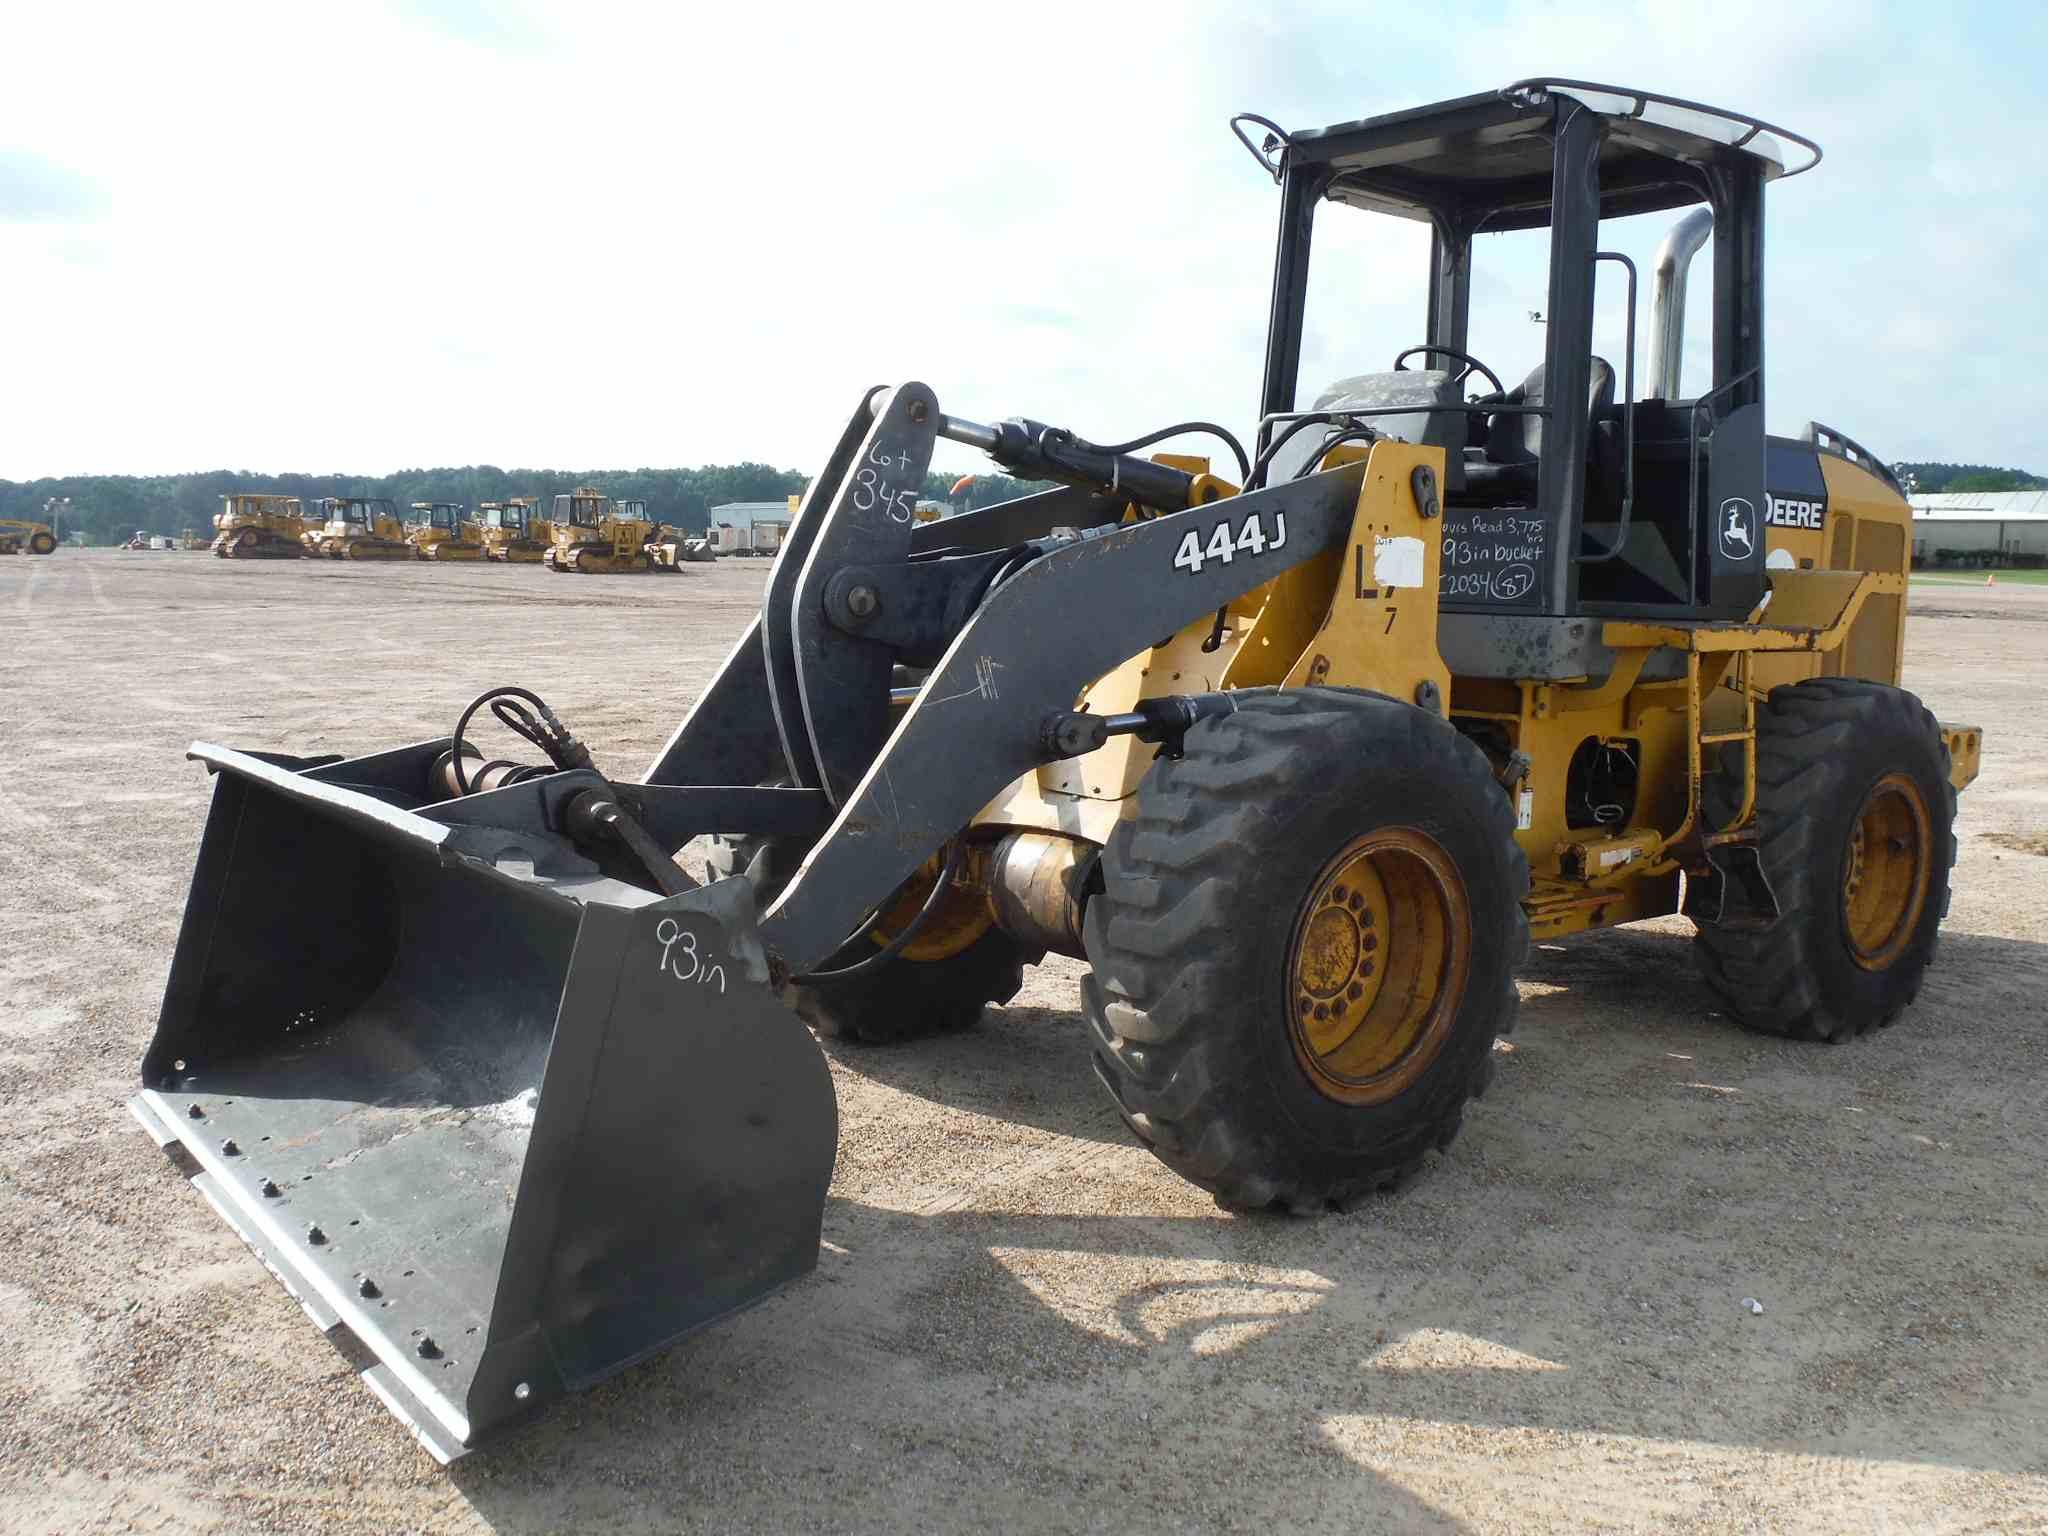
[415,1333,442,1360]
[259,1179,281,1198]
[357,1276,380,1299]
[186,1104,205,1120]
[219,1138,240,1157]
[306,1223,328,1245]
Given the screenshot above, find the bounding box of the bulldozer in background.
[307,496,414,560]
[131,80,1981,1462]
[407,502,487,561]
[0,517,59,555]
[478,498,551,562]
[212,493,311,558]
[541,488,684,573]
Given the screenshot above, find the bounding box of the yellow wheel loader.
[309,496,414,560]
[211,494,312,558]
[478,498,550,562]
[131,80,1980,1461]
[541,488,681,573]
[0,518,62,555]
[407,502,487,561]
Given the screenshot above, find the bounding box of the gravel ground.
[1,551,2044,1534]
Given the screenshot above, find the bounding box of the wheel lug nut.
[1313,1004,1329,1021]
[1362,933,1378,952]
[1332,884,1347,901]
[1360,960,1375,978]
[1347,893,1363,911]
[1347,982,1364,1001]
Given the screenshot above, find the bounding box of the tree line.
[1895,462,2046,494]
[0,465,1054,545]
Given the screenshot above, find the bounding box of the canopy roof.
[1263,79,1820,231]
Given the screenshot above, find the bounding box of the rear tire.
[791,929,1036,1044]
[704,832,1039,1045]
[1694,678,1955,1042]
[1083,687,1528,1211]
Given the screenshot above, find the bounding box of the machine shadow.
[447,923,2048,1530]
[815,984,1133,1150]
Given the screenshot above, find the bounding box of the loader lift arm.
[647,383,1369,973]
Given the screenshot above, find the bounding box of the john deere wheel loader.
[310,496,413,560]
[478,497,550,562]
[131,80,1981,1461]
[211,493,309,558]
[407,501,487,561]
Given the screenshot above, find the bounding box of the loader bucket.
[129,746,838,1462]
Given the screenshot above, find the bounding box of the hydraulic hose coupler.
[1038,690,1253,763]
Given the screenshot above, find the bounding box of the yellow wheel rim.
[1286,828,1470,1105]
[869,844,992,963]
[1842,772,1932,971]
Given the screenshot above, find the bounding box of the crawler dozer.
[310,496,414,560]
[478,498,550,562]
[212,494,310,558]
[0,518,59,555]
[408,502,487,561]
[541,489,681,573]
[132,80,1981,1461]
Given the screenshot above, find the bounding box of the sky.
[1,0,2040,481]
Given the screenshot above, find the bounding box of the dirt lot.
[2,551,2044,1534]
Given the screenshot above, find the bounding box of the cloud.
[0,0,2039,478]
[391,0,549,51]
[0,150,106,222]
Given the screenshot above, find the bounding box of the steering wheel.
[1393,346,1506,400]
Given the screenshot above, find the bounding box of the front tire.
[1083,687,1528,1211]
[1694,678,1955,1042]
[28,531,56,555]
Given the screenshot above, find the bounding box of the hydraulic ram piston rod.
[939,414,1200,511]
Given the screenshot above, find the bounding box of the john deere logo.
[1719,498,1756,560]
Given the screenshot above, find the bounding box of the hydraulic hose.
[448,685,594,795]
[788,839,973,983]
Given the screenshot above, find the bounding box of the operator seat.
[1465,358,1615,500]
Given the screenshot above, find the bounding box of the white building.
[707,500,794,529]
[1909,491,2048,566]
[706,499,796,557]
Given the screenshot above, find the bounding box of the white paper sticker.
[1598,845,1635,868]
[1516,787,1534,831]
[1373,535,1426,590]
